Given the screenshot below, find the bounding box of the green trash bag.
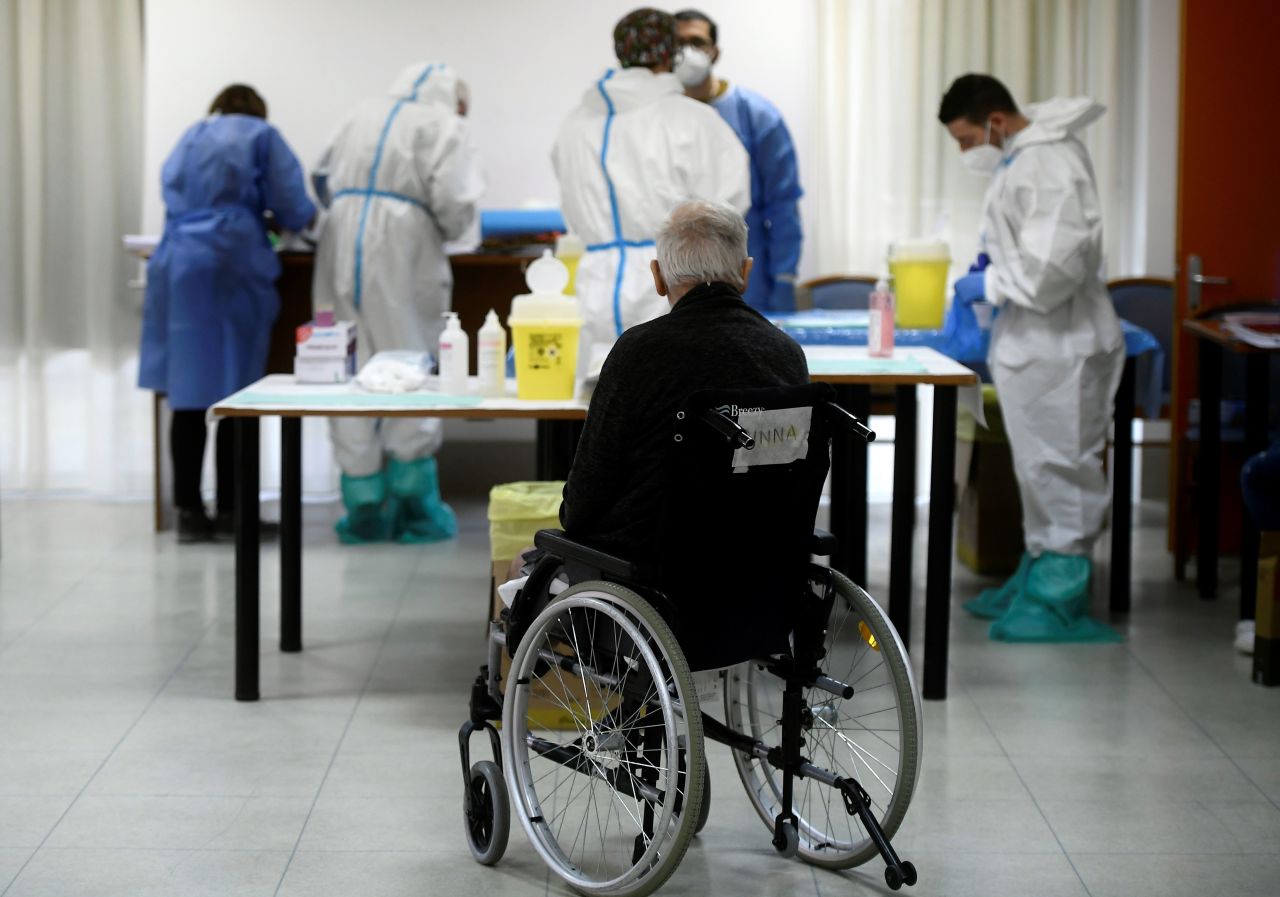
[989,553,1122,643]
[964,552,1033,620]
[386,457,457,544]
[336,470,389,544]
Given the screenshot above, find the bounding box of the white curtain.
[815,0,1142,281]
[0,0,148,496]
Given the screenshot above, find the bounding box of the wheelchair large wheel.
[725,569,922,870]
[503,582,706,897]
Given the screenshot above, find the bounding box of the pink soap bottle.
[868,278,895,358]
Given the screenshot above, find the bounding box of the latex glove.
[968,252,991,274]
[769,277,797,312]
[952,271,986,306]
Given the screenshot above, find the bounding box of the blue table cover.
[771,310,1165,418]
[480,209,566,239]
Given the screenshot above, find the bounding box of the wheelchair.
[459,383,922,896]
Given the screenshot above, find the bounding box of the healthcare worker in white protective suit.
[939,74,1124,642]
[553,7,749,369]
[313,62,484,544]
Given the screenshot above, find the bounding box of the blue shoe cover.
[964,552,1033,620]
[386,457,457,544]
[989,553,1121,643]
[336,471,388,544]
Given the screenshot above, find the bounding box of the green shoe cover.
[386,457,457,544]
[989,553,1122,643]
[964,552,1033,620]
[335,471,388,544]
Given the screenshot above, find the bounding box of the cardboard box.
[955,387,1024,575]
[295,320,357,357]
[491,558,605,731]
[294,353,356,384]
[1254,532,1280,687]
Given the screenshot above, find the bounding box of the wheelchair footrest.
[836,776,917,890]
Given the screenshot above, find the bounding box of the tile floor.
[0,497,1276,897]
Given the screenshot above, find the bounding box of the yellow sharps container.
[508,250,583,400]
[887,239,951,329]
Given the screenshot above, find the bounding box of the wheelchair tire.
[724,569,922,870]
[503,582,706,897]
[464,760,509,866]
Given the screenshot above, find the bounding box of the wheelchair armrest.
[810,528,838,557]
[534,529,639,580]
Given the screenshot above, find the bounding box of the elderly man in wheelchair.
[459,201,922,896]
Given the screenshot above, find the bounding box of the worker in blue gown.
[674,9,803,313]
[138,85,315,543]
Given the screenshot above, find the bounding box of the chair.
[797,275,878,311]
[459,384,922,894]
[1108,277,1175,412]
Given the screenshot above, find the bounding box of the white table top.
[211,346,977,418]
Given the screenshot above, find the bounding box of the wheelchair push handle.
[825,402,876,442]
[698,409,756,450]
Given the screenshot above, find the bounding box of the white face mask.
[675,47,713,88]
[960,119,1004,176]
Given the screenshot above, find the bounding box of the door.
[1169,0,1280,558]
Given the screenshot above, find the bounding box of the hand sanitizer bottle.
[438,311,469,394]
[477,308,506,398]
[868,278,896,358]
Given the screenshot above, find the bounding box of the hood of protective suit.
[388,61,461,112]
[576,67,684,114]
[1014,96,1105,149]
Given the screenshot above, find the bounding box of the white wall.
[141,0,820,276]
[1131,0,1181,278]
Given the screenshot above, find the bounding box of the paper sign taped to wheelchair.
[729,407,812,470]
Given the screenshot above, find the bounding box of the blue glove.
[968,252,991,274]
[953,271,986,306]
[768,278,797,312]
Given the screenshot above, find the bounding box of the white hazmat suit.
[980,97,1124,557]
[552,67,750,364]
[313,62,484,477]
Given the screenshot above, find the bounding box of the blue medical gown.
[138,115,315,410]
[712,85,803,312]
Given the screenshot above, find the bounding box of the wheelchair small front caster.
[464,761,509,866]
[772,820,799,858]
[885,861,916,890]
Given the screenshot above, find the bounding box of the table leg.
[535,420,583,481]
[889,385,918,643]
[1241,354,1270,621]
[235,417,261,702]
[280,416,302,653]
[1110,357,1136,614]
[923,386,958,701]
[1196,339,1222,600]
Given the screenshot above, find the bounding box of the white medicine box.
[295,320,357,358]
[294,354,356,384]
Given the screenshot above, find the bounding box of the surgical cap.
[613,8,677,69]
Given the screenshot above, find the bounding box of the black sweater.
[561,281,809,564]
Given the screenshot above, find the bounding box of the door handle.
[1187,254,1230,311]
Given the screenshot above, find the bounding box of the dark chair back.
[1108,278,1174,397]
[651,383,838,669]
[801,275,878,311]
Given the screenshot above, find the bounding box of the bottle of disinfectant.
[868,278,896,358]
[438,311,469,394]
[477,308,507,398]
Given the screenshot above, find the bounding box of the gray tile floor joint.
[965,683,1096,897]
[0,619,214,897]
[1124,645,1280,812]
[270,547,426,897]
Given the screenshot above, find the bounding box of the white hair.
[655,200,749,291]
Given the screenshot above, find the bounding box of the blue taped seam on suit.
[333,188,430,213]
[594,71,627,338]
[352,63,435,309]
[586,239,654,251]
